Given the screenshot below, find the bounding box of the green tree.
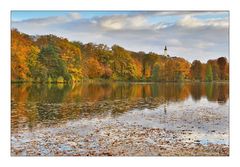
[207,60,220,81]
[206,64,213,82]
[151,64,160,81]
[36,35,83,82]
[175,72,184,82]
[38,45,70,82]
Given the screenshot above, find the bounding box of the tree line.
[11,29,229,83]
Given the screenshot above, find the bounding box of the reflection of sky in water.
[117,97,229,145]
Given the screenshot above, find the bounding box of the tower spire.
[164,45,167,51]
[164,45,168,57]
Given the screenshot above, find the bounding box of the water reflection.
[11,82,229,133]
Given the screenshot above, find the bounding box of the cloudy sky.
[11,11,229,62]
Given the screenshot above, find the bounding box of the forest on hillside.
[11,29,229,83]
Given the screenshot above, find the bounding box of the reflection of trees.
[150,83,190,102]
[11,83,31,132]
[11,83,31,103]
[11,83,71,132]
[27,84,71,103]
[206,83,229,104]
[189,82,229,104]
[11,82,229,131]
[190,83,202,101]
[64,82,197,103]
[218,84,228,103]
[206,83,213,101]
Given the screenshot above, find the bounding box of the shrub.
[57,76,65,83]
[47,76,53,83]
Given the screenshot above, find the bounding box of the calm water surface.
[11,82,229,145]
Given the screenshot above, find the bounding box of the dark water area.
[11,82,229,134]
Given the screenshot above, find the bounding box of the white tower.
[164,46,168,57]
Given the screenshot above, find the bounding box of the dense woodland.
[11,29,229,83]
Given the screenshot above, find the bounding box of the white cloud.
[177,15,228,28]
[99,15,147,30]
[195,42,216,49]
[153,22,172,30]
[67,12,81,20]
[12,12,81,26]
[167,39,182,46]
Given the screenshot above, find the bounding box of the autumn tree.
[217,57,228,80]
[11,29,37,81]
[172,57,190,81]
[201,63,206,82]
[144,52,159,79]
[136,51,146,79]
[190,60,202,81]
[85,57,104,78]
[111,45,140,80]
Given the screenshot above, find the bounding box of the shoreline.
[11,117,229,156]
[11,80,229,84]
[11,100,229,156]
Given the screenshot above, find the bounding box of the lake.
[11,82,229,156]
